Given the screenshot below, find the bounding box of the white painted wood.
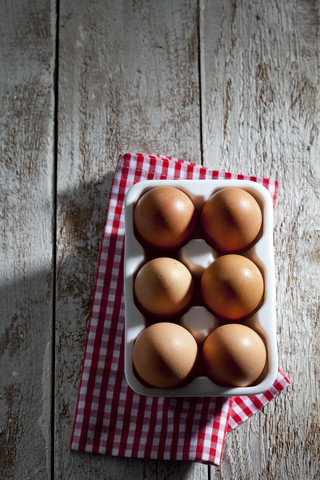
[55,1,206,479]
[200,1,320,479]
[0,0,56,478]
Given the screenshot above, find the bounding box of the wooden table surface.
[1,1,319,479]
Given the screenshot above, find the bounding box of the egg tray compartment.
[124,179,278,397]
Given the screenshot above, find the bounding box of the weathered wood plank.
[55,1,206,479]
[1,0,318,478]
[0,0,56,478]
[200,0,320,478]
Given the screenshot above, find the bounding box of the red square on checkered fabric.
[70,153,289,466]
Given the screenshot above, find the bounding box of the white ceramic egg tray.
[124,180,278,397]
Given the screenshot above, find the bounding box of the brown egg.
[202,324,267,387]
[133,322,198,388]
[201,188,262,252]
[201,254,264,320]
[134,186,196,249]
[134,257,194,318]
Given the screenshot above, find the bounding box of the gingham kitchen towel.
[70,153,290,466]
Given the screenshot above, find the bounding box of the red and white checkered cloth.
[70,153,290,466]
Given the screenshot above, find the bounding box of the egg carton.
[124,180,278,397]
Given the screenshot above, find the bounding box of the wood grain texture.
[201,1,320,479]
[55,0,205,479]
[1,0,319,478]
[0,0,56,478]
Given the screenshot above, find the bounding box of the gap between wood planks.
[198,0,205,167]
[51,0,60,479]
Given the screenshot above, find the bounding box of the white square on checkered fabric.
[73,428,81,438]
[139,438,147,448]
[166,166,175,177]
[167,422,173,433]
[109,197,118,207]
[190,434,198,450]
[79,388,86,397]
[119,391,127,401]
[112,349,120,359]
[98,264,106,274]
[101,333,109,343]
[177,437,184,446]
[128,430,137,441]
[257,392,270,406]
[163,451,171,460]
[242,395,258,412]
[125,447,133,458]
[86,344,94,353]
[85,443,93,453]
[175,450,183,460]
[98,445,106,454]
[233,403,249,421]
[92,390,100,400]
[217,428,225,440]
[96,277,104,287]
[131,398,141,410]
[106,389,114,399]
[142,402,154,421]
[203,438,211,449]
[109,280,117,289]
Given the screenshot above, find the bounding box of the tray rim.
[124,179,278,397]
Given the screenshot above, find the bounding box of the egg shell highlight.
[134,186,196,249]
[132,322,198,388]
[202,324,267,387]
[201,187,262,252]
[201,254,264,320]
[134,257,194,318]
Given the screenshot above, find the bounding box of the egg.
[132,322,198,388]
[201,188,262,252]
[201,254,264,320]
[134,257,194,318]
[134,186,196,249]
[202,324,267,387]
